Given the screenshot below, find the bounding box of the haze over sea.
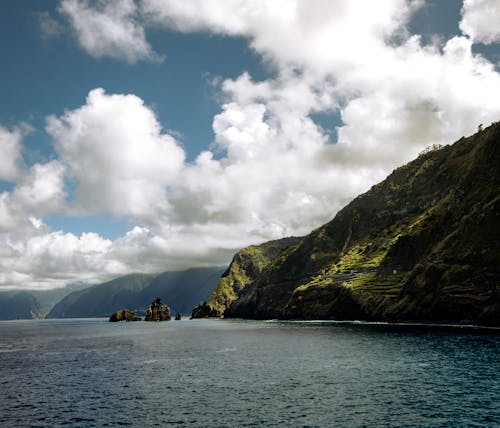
[0,319,498,427]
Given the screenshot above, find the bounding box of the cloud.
[46,88,185,220]
[59,0,160,63]
[1,0,500,289]
[38,11,64,39]
[140,0,499,151]
[0,229,116,290]
[141,0,419,73]
[0,126,23,181]
[460,0,500,44]
[0,82,373,288]
[0,160,65,233]
[12,161,66,214]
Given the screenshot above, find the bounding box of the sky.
[0,0,499,290]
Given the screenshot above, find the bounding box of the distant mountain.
[194,122,500,326]
[0,283,89,320]
[46,267,225,318]
[0,291,43,320]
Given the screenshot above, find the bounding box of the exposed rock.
[175,311,182,320]
[145,297,171,321]
[196,122,500,326]
[192,301,223,318]
[109,309,141,322]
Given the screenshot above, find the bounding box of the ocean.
[0,318,498,427]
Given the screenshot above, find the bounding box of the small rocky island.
[109,297,172,322]
[109,309,141,322]
[145,297,171,321]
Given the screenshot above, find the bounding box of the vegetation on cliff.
[193,122,500,326]
[192,237,301,318]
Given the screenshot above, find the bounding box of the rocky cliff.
[193,122,500,326]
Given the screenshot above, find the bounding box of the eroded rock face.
[145,297,171,321]
[109,309,141,322]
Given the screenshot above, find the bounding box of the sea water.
[0,318,498,427]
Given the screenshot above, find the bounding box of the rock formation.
[109,309,141,322]
[175,311,182,320]
[145,297,171,321]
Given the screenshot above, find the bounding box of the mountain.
[46,267,225,318]
[193,122,500,326]
[0,291,43,320]
[0,283,90,320]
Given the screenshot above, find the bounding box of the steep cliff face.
[192,237,301,318]
[195,122,500,326]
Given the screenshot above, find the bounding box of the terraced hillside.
[193,122,500,326]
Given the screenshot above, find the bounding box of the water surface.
[0,319,498,427]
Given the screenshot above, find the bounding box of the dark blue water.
[0,319,498,427]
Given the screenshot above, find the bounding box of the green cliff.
[193,122,500,326]
[192,237,302,318]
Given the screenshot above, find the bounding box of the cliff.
[192,237,302,318]
[193,122,500,326]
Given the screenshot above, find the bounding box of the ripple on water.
[0,319,498,427]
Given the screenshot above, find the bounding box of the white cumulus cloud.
[46,88,185,221]
[59,0,160,63]
[0,126,23,181]
[460,0,500,44]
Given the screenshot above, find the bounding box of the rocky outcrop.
[191,301,224,318]
[194,122,500,326]
[175,311,182,320]
[145,297,171,321]
[109,309,141,322]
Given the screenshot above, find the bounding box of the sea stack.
[175,311,182,320]
[145,297,171,321]
[109,309,141,322]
